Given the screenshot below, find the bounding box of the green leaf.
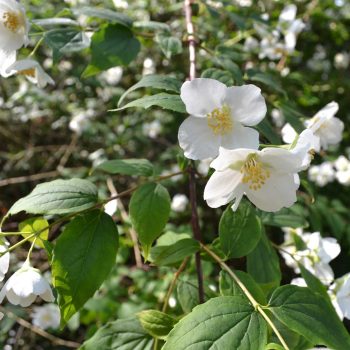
[177,279,200,313]
[247,70,286,96]
[201,68,234,86]
[79,317,153,350]
[219,201,262,258]
[247,230,281,293]
[150,232,199,266]
[129,183,171,257]
[73,6,132,27]
[112,93,186,114]
[257,118,281,144]
[8,178,98,216]
[18,217,49,249]
[44,28,90,62]
[33,18,79,27]
[298,264,331,302]
[133,21,171,33]
[219,270,267,305]
[95,158,154,177]
[260,208,307,228]
[265,344,285,350]
[155,33,183,59]
[52,210,119,325]
[83,24,140,77]
[138,310,176,339]
[118,75,182,107]
[217,57,243,84]
[163,296,267,350]
[269,285,350,350]
[279,102,305,133]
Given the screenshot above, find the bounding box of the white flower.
[204,146,304,212]
[0,49,15,77]
[243,37,259,52]
[334,155,350,171]
[31,304,60,330]
[291,277,307,287]
[104,199,118,216]
[331,274,350,320]
[305,102,344,150]
[100,66,123,85]
[277,5,305,52]
[0,238,10,281]
[178,78,266,160]
[334,155,350,185]
[271,108,284,127]
[113,0,129,9]
[69,111,92,135]
[142,58,155,75]
[197,158,213,176]
[0,0,29,53]
[308,162,335,187]
[282,102,344,151]
[171,194,189,213]
[259,34,285,61]
[6,59,55,88]
[334,52,350,69]
[0,262,54,307]
[143,120,161,139]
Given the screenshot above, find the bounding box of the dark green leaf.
[129,183,171,257]
[133,21,170,33]
[155,33,183,59]
[118,75,182,107]
[260,208,307,228]
[269,285,350,349]
[95,159,154,177]
[219,270,267,304]
[83,24,140,77]
[201,68,234,86]
[247,70,286,96]
[247,230,281,293]
[177,279,200,313]
[80,317,153,350]
[219,201,262,258]
[113,93,186,114]
[8,178,98,216]
[163,296,267,350]
[257,118,281,144]
[52,210,119,325]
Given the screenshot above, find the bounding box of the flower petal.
[224,85,266,126]
[180,78,227,117]
[210,147,253,171]
[221,124,259,151]
[178,116,221,160]
[204,169,243,208]
[245,172,298,212]
[261,147,303,173]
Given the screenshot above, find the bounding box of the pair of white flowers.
[0,0,54,87]
[178,78,318,212]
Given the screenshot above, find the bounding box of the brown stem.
[184,0,204,304]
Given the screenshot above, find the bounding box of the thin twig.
[57,133,79,170]
[1,307,80,348]
[0,170,60,187]
[200,243,290,350]
[184,0,205,304]
[106,177,143,268]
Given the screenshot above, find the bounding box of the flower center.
[207,105,233,135]
[2,11,23,33]
[17,68,36,78]
[240,154,270,190]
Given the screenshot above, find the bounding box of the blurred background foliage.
[1,0,350,348]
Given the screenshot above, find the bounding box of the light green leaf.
[269,285,350,349]
[18,217,49,249]
[33,18,79,27]
[52,210,119,325]
[8,178,98,216]
[133,21,171,33]
[138,310,176,339]
[260,208,307,228]
[118,75,182,107]
[163,296,267,350]
[219,270,267,305]
[83,24,140,77]
[79,317,153,350]
[156,33,183,59]
[95,158,154,177]
[73,7,132,27]
[150,232,199,266]
[129,183,171,257]
[201,68,234,86]
[177,279,200,313]
[247,230,281,293]
[112,93,186,114]
[219,201,262,258]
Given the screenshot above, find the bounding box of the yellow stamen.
[240,154,270,191]
[2,11,23,33]
[207,105,233,135]
[17,68,36,78]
